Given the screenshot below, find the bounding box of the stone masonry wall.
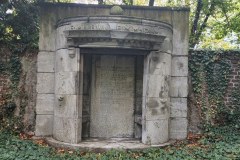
[0,48,37,132]
[188,51,240,133]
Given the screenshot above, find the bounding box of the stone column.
[53,48,82,143]
[142,51,171,145]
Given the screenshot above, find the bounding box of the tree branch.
[191,0,203,41]
[193,2,215,47]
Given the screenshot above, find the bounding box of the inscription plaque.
[90,55,135,138]
[68,23,164,35]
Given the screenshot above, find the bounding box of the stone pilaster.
[170,10,189,139]
[53,48,83,143]
[35,51,55,136]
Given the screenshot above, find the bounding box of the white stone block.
[36,94,54,114]
[170,117,188,139]
[170,76,188,97]
[37,73,54,94]
[55,94,82,118]
[148,52,171,76]
[56,27,67,50]
[55,49,79,72]
[172,56,188,76]
[159,37,173,54]
[35,115,53,136]
[142,119,169,145]
[39,21,56,51]
[37,51,55,72]
[147,74,165,98]
[55,72,78,95]
[170,98,187,118]
[53,116,82,143]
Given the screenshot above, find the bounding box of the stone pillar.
[35,51,55,136]
[53,48,82,143]
[170,11,189,139]
[142,51,171,145]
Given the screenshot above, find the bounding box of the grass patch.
[0,126,239,160]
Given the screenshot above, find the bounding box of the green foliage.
[189,50,240,128]
[0,0,39,50]
[0,126,239,159]
[0,0,38,132]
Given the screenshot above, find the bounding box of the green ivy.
[0,126,240,159]
[189,49,240,128]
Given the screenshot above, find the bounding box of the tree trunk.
[149,0,154,6]
[98,0,103,5]
[190,0,203,48]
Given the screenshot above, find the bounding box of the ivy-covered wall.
[189,50,240,132]
[0,47,37,133]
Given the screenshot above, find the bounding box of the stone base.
[45,137,175,152]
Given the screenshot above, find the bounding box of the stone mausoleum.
[36,2,189,150]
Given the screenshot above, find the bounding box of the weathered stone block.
[55,94,82,118]
[170,98,187,118]
[56,27,67,50]
[39,15,56,51]
[35,115,53,136]
[170,117,187,139]
[170,76,188,97]
[142,119,169,145]
[55,72,78,95]
[159,37,173,54]
[37,51,55,72]
[172,56,188,76]
[55,49,79,72]
[148,52,171,76]
[36,94,54,114]
[53,116,82,143]
[147,74,170,98]
[172,11,189,56]
[37,73,54,94]
[145,97,169,120]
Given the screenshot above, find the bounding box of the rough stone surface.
[55,72,78,95]
[55,49,79,72]
[159,37,173,54]
[145,97,169,120]
[170,98,187,118]
[142,119,169,145]
[36,73,54,94]
[142,51,171,145]
[110,6,123,15]
[170,76,188,97]
[36,94,54,114]
[35,115,53,136]
[37,51,55,72]
[53,116,82,143]
[172,11,189,55]
[55,94,82,118]
[171,56,188,77]
[46,137,175,151]
[170,117,188,139]
[90,55,135,138]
